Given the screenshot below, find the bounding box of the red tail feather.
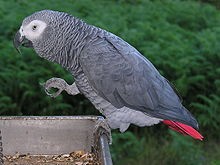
[163,120,204,140]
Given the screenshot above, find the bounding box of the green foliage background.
[0,0,219,164]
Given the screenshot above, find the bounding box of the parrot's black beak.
[13,31,33,54]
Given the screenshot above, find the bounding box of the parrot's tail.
[163,120,203,140]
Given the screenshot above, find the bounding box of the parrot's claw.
[45,87,63,98]
[41,77,80,97]
[93,118,112,144]
[42,77,67,98]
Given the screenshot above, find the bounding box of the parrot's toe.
[45,88,62,98]
[119,123,130,133]
[41,77,68,97]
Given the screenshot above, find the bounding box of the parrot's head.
[13,10,79,62]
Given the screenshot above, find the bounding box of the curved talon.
[44,86,63,98]
[42,77,68,98]
[44,86,51,96]
[50,89,63,98]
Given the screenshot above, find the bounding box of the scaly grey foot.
[41,77,80,98]
[93,117,112,144]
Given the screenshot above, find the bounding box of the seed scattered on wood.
[3,151,100,165]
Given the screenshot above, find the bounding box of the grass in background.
[0,0,220,164]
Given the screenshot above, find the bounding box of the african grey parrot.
[14,10,203,140]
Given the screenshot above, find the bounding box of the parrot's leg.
[42,77,80,98]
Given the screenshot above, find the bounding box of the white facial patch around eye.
[22,20,47,41]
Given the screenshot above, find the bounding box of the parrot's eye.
[32,25,37,31]
[22,20,47,40]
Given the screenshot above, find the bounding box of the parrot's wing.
[80,33,198,129]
